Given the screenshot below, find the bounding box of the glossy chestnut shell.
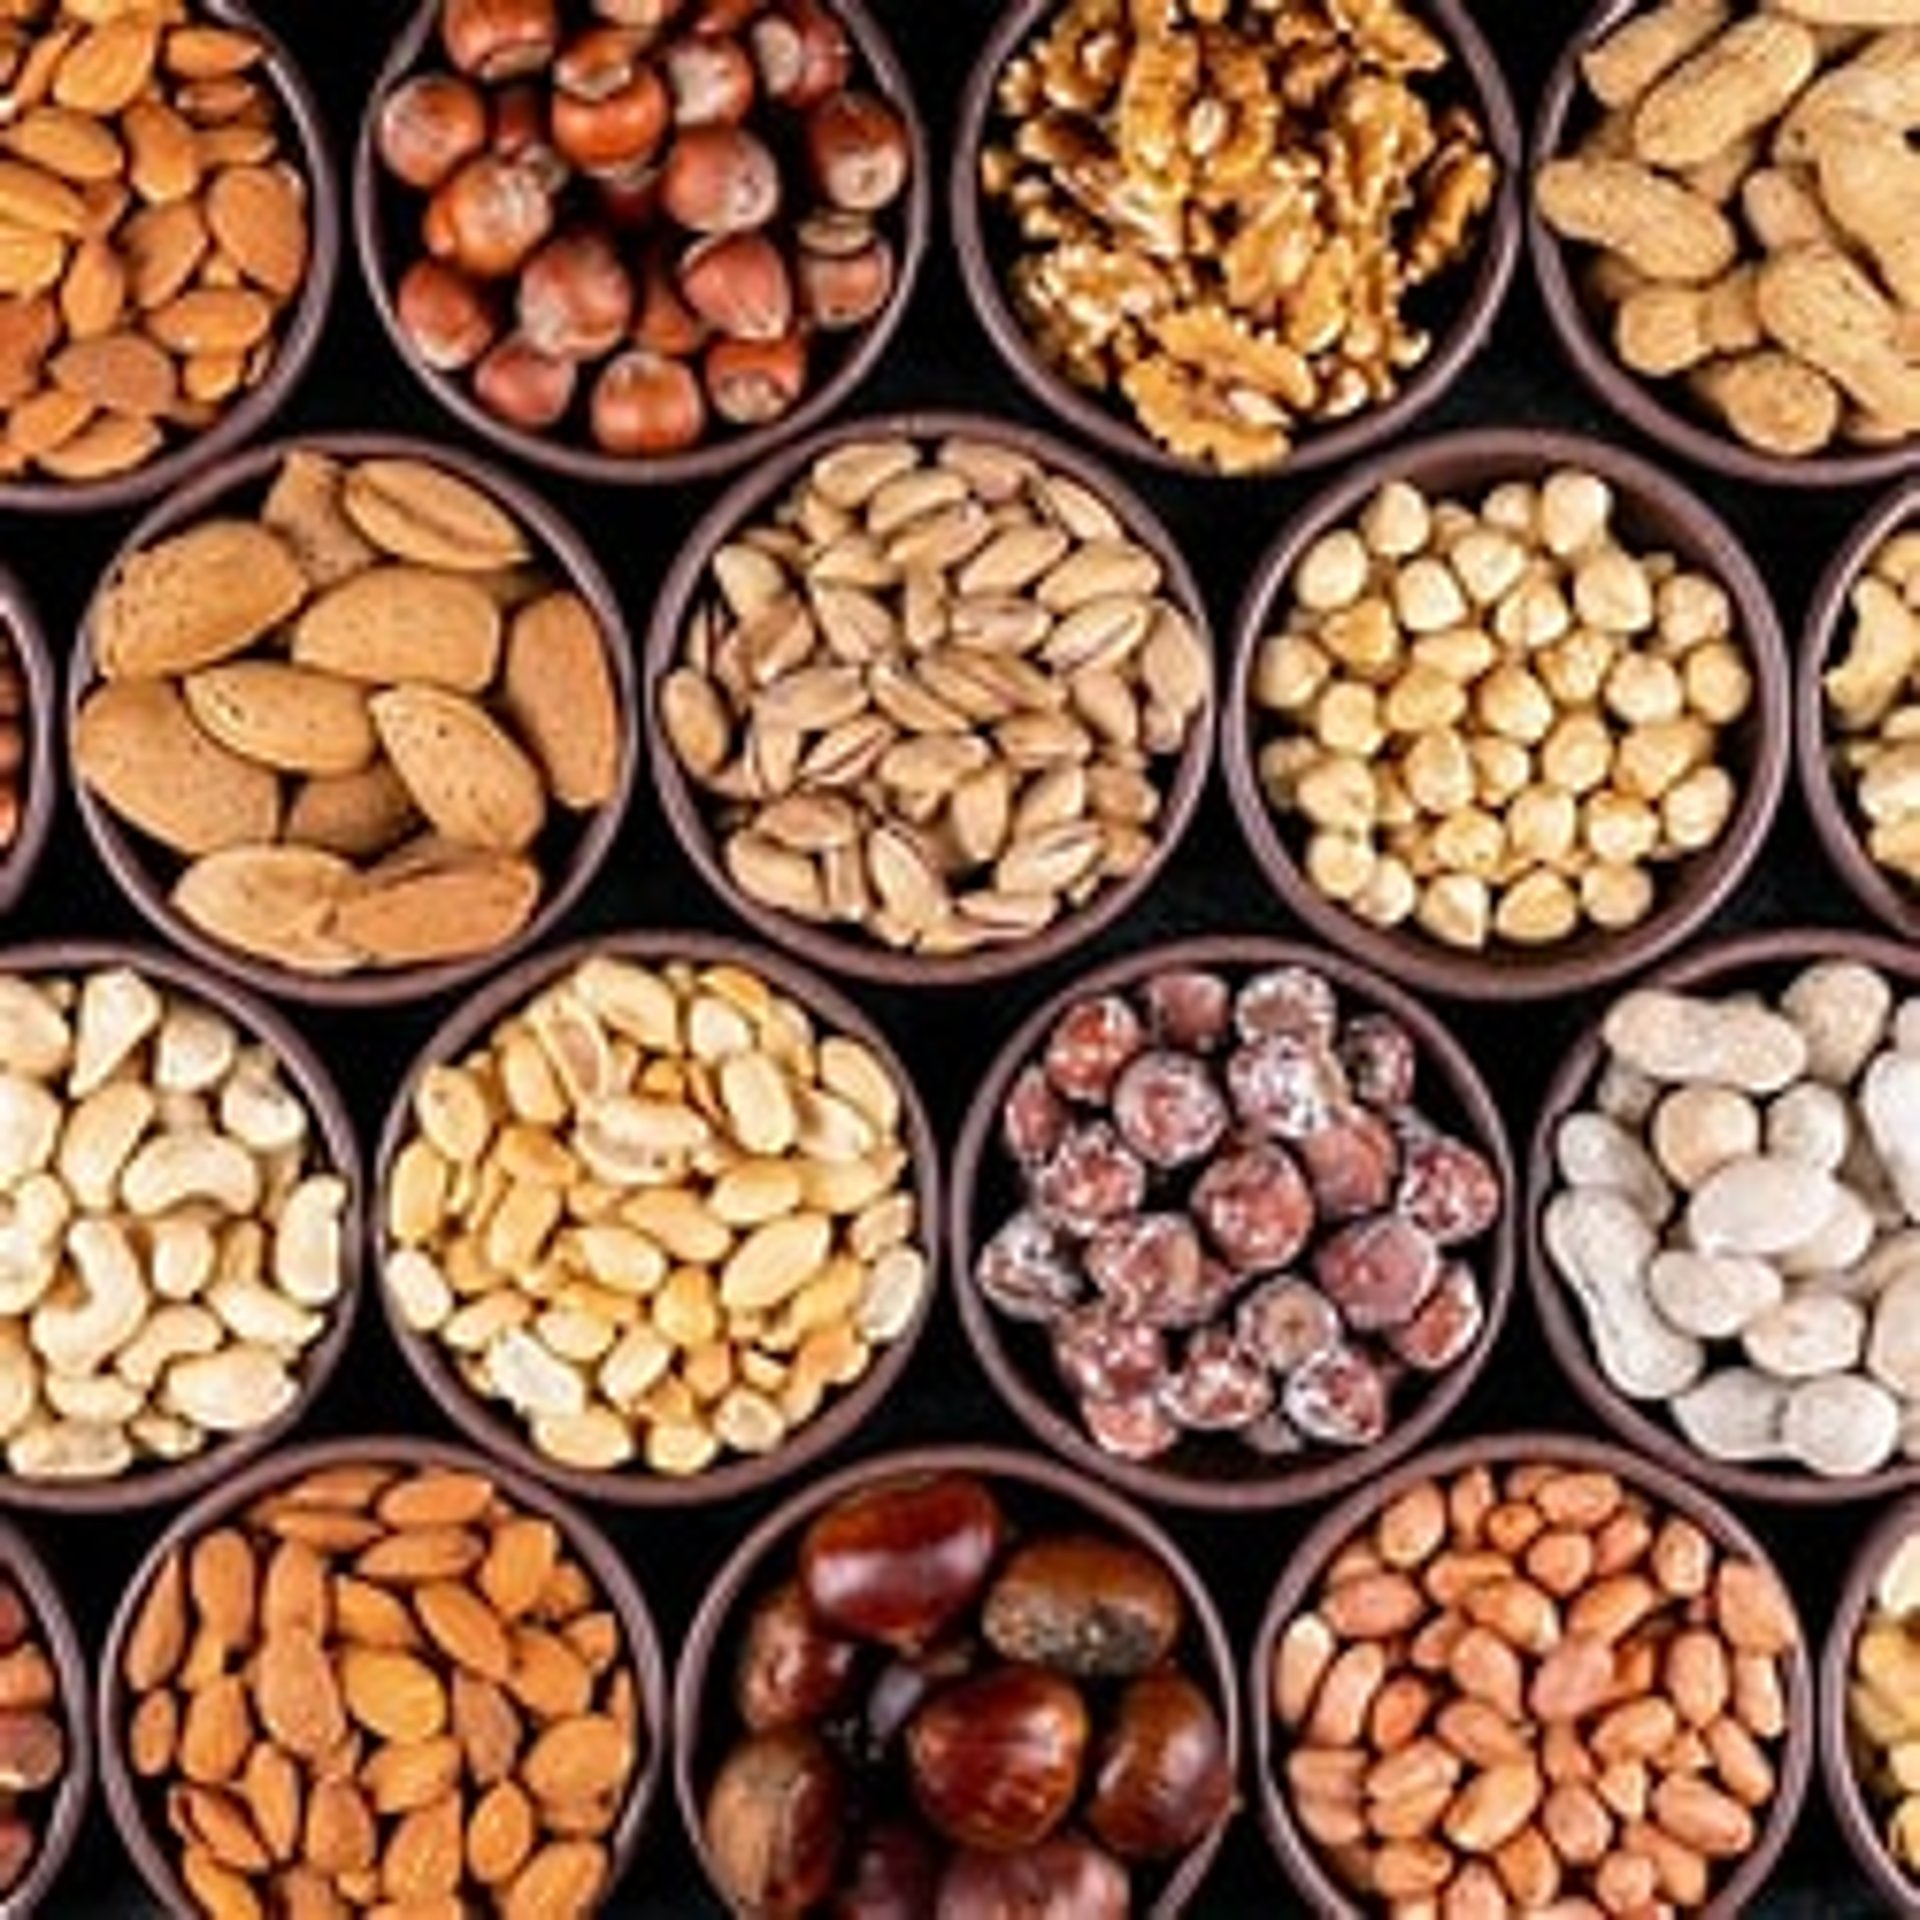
[1085,1671,1233,1862]
[705,1724,847,1918]
[935,1835,1130,1920]
[982,1535,1183,1680]
[735,1580,861,1733]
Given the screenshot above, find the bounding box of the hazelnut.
[805,89,909,213]
[633,245,709,354]
[590,347,705,452]
[705,330,806,423]
[474,331,577,427]
[750,0,851,109]
[441,0,559,80]
[517,228,635,358]
[663,33,758,125]
[660,122,782,233]
[376,73,489,192]
[431,153,556,279]
[396,256,499,370]
[552,29,671,173]
[679,229,792,340]
[795,216,893,329]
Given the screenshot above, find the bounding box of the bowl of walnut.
[952,0,1520,478]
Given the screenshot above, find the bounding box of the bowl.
[0,0,338,515]
[0,938,360,1513]
[645,412,1213,990]
[373,927,940,1507]
[354,0,927,488]
[1254,1430,1814,1918]
[1529,925,1920,1506]
[98,1433,667,1915]
[674,1442,1240,1918]
[951,0,1520,479]
[1222,426,1788,1002]
[68,430,636,1008]
[950,933,1515,1514]
[1530,0,1919,491]
[0,569,60,926]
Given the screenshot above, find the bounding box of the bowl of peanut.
[1256,1431,1813,1917]
[952,0,1521,478]
[374,929,939,1506]
[1222,427,1788,1002]
[1531,0,1920,487]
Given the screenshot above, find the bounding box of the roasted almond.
[145,284,273,355]
[50,328,175,413]
[361,1735,463,1817]
[0,158,86,233]
[253,1627,347,1762]
[520,1713,634,1806]
[4,106,122,183]
[123,97,202,204]
[341,1646,447,1745]
[416,1583,512,1683]
[52,17,158,115]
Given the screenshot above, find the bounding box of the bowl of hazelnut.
[356,0,926,484]
[952,0,1520,478]
[676,1446,1239,1917]
[1531,0,1920,488]
[951,936,1514,1513]
[1222,428,1788,1002]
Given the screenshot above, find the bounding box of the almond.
[328,841,541,966]
[506,1627,593,1721]
[361,1735,462,1816]
[0,295,57,405]
[521,1713,634,1806]
[417,1582,512,1682]
[171,843,365,975]
[381,1790,463,1903]
[146,284,272,355]
[260,448,376,588]
[331,1574,421,1652]
[501,1839,608,1920]
[480,1517,561,1621]
[59,235,125,338]
[340,1646,447,1744]
[123,97,200,204]
[176,1782,269,1872]
[51,329,175,413]
[184,661,376,777]
[502,591,621,808]
[467,1778,536,1885]
[123,199,207,309]
[0,228,67,296]
[284,763,416,859]
[33,406,158,478]
[0,158,86,233]
[343,458,531,574]
[93,519,305,677]
[164,25,265,80]
[370,685,546,853]
[181,1843,264,1920]
[451,1671,523,1786]
[177,1672,252,1785]
[240,1740,302,1862]
[130,1688,179,1778]
[259,1539,329,1641]
[290,565,500,692]
[53,18,158,114]
[375,1466,495,1529]
[206,163,306,298]
[355,1524,485,1586]
[124,1548,189,1690]
[302,1775,376,1877]
[4,106,121,183]
[253,1628,347,1762]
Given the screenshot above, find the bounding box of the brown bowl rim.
[0,1515,93,1920]
[352,0,930,490]
[670,1439,1242,1919]
[371,925,943,1508]
[1526,923,1920,1506]
[1796,475,1920,941]
[1250,1427,1815,1918]
[0,567,61,927]
[0,936,362,1513]
[66,428,639,1010]
[1220,424,1790,1002]
[0,0,339,518]
[949,0,1522,481]
[96,1431,668,1913]
[1528,0,1918,494]
[948,931,1517,1513]
[643,406,1217,987]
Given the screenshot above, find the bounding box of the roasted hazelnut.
[705,1726,846,1920]
[395,255,499,369]
[832,1822,940,1919]
[661,122,782,232]
[376,72,489,192]
[805,89,908,212]
[634,244,709,353]
[706,330,806,423]
[750,0,851,109]
[517,228,635,357]
[934,1837,1130,1920]
[663,33,757,124]
[981,1536,1183,1680]
[680,229,792,340]
[551,28,671,172]
[431,153,555,278]
[590,347,704,452]
[795,215,893,329]
[906,1666,1089,1853]
[441,0,559,80]
[473,330,577,426]
[1085,1671,1232,1861]
[799,1471,1003,1652]
[735,1580,861,1733]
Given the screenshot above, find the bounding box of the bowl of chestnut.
[675,1446,1240,1917]
[356,0,927,483]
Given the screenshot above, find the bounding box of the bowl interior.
[1225,426,1788,1003]
[950,933,1515,1513]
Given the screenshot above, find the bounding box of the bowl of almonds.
[1224,428,1788,1001]
[0,0,337,509]
[100,1436,666,1918]
[0,568,58,925]
[648,411,1214,983]
[375,930,938,1504]
[1256,1432,1812,1916]
[952,0,1520,478]
[68,432,634,1006]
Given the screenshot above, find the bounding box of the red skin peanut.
[1031,1124,1147,1239]
[1110,1050,1229,1170]
[1191,1140,1314,1272]
[1315,1214,1442,1332]
[1043,994,1145,1104]
[1234,964,1340,1044]
[1283,1342,1390,1446]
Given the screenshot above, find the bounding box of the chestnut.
[441,0,559,81]
[473,331,576,426]
[799,1471,1003,1652]
[794,214,892,329]
[680,229,791,340]
[832,1822,940,1919]
[552,27,670,173]
[695,0,770,28]
[906,1665,1089,1853]
[749,0,850,109]
[430,153,555,278]
[396,255,499,369]
[705,330,806,424]
[591,0,684,27]
[591,347,705,452]
[376,72,488,192]
[633,243,709,353]
[805,89,909,213]
[663,33,757,125]
[981,1535,1183,1681]
[1084,1671,1232,1862]
[734,1580,861,1733]
[935,1837,1130,1920]
[705,1726,846,1920]
[517,228,634,358]
[660,122,781,233]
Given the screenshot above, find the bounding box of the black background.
[9,0,1904,1913]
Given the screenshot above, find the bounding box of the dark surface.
[4,0,1900,1914]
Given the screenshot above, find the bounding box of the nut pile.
[974,960,1500,1465]
[0,962,348,1482]
[1271,1457,1801,1913]
[1546,960,1920,1480]
[702,1468,1232,1915]
[1848,1524,1920,1876]
[1252,467,1754,951]
[383,950,927,1477]
[0,1563,70,1896]
[373,0,913,458]
[979,0,1498,473]
[1538,2,1920,459]
[660,432,1210,959]
[1824,521,1920,887]
[75,448,623,977]
[0,0,311,483]
[118,1457,646,1918]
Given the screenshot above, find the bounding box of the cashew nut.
[31,1217,149,1375]
[161,1344,296,1433]
[205,1275,321,1353]
[0,1073,62,1189]
[6,1416,131,1480]
[0,981,68,1081]
[114,1304,223,1390]
[0,1176,65,1316]
[146,1216,216,1302]
[218,1054,308,1156]
[42,1370,144,1427]
[120,1132,261,1218]
[70,966,162,1098]
[270,1174,347,1307]
[128,1409,203,1461]
[152,1003,237,1095]
[55,1081,155,1212]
